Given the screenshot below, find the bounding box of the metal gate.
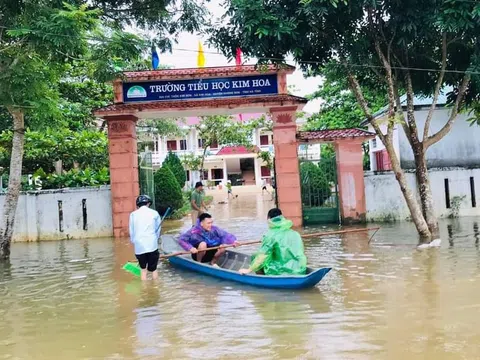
[300,154,339,225]
[138,151,155,209]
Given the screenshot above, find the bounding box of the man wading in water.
[191,181,208,226]
[190,181,207,226]
[129,195,161,281]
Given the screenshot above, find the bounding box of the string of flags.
[150,40,243,70]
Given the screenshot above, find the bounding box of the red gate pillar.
[106,115,140,238]
[335,139,367,224]
[270,107,302,227]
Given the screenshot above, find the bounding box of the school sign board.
[122,74,278,103]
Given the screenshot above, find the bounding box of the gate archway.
[297,129,375,225]
[95,65,307,238]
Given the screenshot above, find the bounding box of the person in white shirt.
[129,195,161,280]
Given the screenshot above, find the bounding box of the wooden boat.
[160,235,332,289]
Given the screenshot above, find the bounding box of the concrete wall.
[226,158,241,173]
[365,168,480,221]
[0,186,112,242]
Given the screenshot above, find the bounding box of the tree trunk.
[0,109,25,260]
[383,139,432,243]
[413,147,440,239]
[199,147,208,180]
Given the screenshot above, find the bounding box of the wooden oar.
[129,226,380,262]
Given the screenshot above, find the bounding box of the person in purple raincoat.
[178,213,239,267]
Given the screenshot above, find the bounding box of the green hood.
[268,215,293,231]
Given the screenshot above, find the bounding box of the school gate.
[299,152,340,225]
[297,129,374,226]
[94,66,373,238]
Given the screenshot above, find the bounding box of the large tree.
[304,71,388,131]
[0,0,207,260]
[210,0,480,242]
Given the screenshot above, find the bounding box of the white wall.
[365,168,480,221]
[398,109,480,168]
[0,186,112,242]
[226,158,241,173]
[368,108,480,170]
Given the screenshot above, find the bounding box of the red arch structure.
[95,65,307,238]
[95,65,372,238]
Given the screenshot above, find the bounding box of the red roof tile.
[122,64,295,81]
[94,95,307,117]
[297,129,375,142]
[216,145,260,156]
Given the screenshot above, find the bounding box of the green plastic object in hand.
[122,262,141,277]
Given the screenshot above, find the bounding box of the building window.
[198,138,205,148]
[261,166,270,177]
[202,170,208,180]
[186,170,190,181]
[260,135,269,146]
[374,150,392,171]
[167,140,177,151]
[372,138,377,149]
[210,140,218,149]
[179,139,187,150]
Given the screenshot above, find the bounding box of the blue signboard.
[122,74,278,103]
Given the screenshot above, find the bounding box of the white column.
[254,156,262,186]
[223,158,228,184]
[370,139,376,171]
[251,128,257,146]
[188,128,193,151]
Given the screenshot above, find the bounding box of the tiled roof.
[297,128,375,142]
[216,145,260,156]
[94,95,307,116]
[122,64,295,81]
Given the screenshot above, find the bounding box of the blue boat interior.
[161,235,317,274]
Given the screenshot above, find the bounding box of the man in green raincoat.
[239,208,307,276]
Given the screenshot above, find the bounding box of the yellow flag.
[197,41,205,67]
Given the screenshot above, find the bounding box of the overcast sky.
[137,0,324,114]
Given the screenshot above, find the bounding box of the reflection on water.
[1,194,480,359]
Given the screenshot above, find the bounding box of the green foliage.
[305,77,388,130]
[0,129,108,173]
[197,115,254,150]
[317,156,337,186]
[180,153,203,171]
[300,162,331,207]
[162,151,186,187]
[18,167,110,191]
[196,115,255,176]
[57,62,113,130]
[258,151,273,169]
[154,166,184,215]
[137,118,187,150]
[210,0,479,116]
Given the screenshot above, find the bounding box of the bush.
[154,166,184,215]
[300,162,331,207]
[162,151,186,188]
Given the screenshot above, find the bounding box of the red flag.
[235,48,242,66]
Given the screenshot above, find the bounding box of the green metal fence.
[300,154,339,225]
[138,151,155,209]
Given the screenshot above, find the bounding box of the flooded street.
[1,193,480,359]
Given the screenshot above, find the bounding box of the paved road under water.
[1,193,480,359]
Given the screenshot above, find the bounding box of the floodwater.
[1,193,480,359]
